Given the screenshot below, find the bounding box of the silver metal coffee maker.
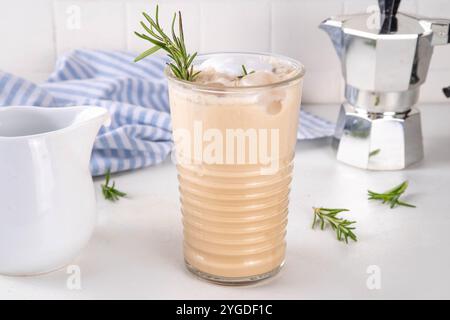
[320,0,450,170]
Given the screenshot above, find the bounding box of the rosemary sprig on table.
[368,181,415,209]
[134,5,200,81]
[312,207,357,244]
[369,148,381,157]
[237,65,255,79]
[102,170,127,202]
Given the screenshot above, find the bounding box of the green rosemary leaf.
[134,32,166,48]
[237,64,256,79]
[140,21,164,41]
[368,181,415,209]
[312,207,357,244]
[142,12,159,30]
[178,11,185,42]
[134,45,161,62]
[169,64,183,79]
[134,31,152,42]
[139,21,155,38]
[396,200,416,208]
[242,64,248,76]
[369,149,381,157]
[101,170,127,202]
[171,12,178,46]
[167,52,182,70]
[187,52,197,68]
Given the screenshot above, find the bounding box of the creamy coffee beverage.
[166,53,304,284]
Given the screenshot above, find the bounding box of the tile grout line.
[199,0,205,54]
[124,0,129,53]
[50,0,58,72]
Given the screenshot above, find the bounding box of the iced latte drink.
[166,53,304,284]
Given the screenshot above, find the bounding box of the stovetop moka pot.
[320,0,450,170]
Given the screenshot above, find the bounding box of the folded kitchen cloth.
[0,49,335,176]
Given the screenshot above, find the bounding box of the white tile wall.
[272,0,344,102]
[0,0,449,104]
[201,0,271,53]
[54,0,127,55]
[0,0,55,82]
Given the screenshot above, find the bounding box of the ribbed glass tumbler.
[166,53,305,285]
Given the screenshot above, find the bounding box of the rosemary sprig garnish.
[237,64,255,79]
[101,169,127,202]
[134,5,200,81]
[312,207,357,244]
[368,181,415,208]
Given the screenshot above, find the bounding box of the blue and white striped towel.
[0,49,334,176]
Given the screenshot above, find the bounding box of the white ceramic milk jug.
[0,106,110,275]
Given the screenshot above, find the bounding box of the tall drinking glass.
[166,53,305,285]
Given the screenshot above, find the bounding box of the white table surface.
[1,104,450,300]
